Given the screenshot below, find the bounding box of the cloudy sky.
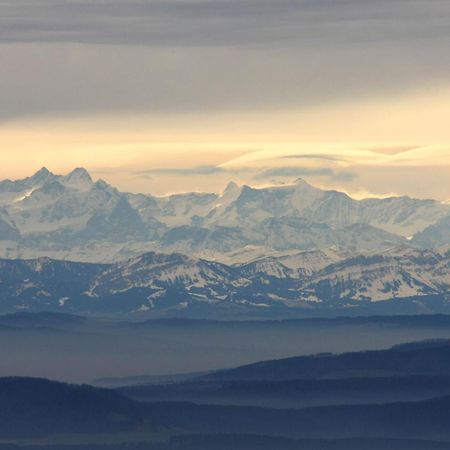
[0,0,449,200]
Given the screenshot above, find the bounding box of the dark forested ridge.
[200,339,450,381]
[119,375,450,408]
[0,378,149,438]
[4,376,450,443]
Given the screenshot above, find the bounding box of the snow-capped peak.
[28,167,54,185]
[222,181,240,197]
[32,166,52,178]
[294,177,311,187]
[218,181,241,206]
[62,168,93,190]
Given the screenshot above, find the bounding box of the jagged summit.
[29,167,53,183]
[33,167,52,177]
[220,181,241,206]
[292,177,322,192]
[62,167,93,190]
[222,181,240,197]
[65,167,92,182]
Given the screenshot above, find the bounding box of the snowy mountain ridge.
[0,247,449,317]
[0,168,448,264]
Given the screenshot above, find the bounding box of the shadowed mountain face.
[0,168,449,264]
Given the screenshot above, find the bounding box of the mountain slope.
[413,215,450,248]
[301,249,450,302]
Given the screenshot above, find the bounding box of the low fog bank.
[2,314,450,383]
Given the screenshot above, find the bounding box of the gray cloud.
[1,0,449,47]
[0,0,450,120]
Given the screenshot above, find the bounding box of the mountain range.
[0,168,449,316]
[0,167,449,264]
[0,246,449,316]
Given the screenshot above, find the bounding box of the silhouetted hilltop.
[0,378,148,438]
[201,340,450,381]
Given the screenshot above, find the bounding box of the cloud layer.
[0,0,450,120]
[1,0,450,47]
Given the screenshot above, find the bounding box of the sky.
[0,0,449,200]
